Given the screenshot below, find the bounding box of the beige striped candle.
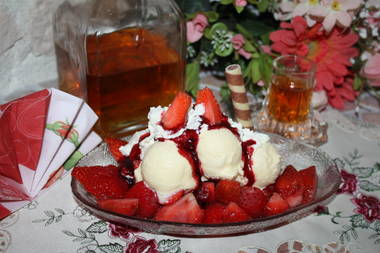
[225,64,253,129]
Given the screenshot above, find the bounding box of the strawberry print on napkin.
[0,88,102,219]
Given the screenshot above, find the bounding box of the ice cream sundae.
[72,88,317,224]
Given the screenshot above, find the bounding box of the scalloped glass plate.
[71,133,341,237]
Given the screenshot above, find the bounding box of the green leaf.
[205,22,228,39]
[251,59,261,83]
[62,230,75,237]
[236,24,254,40]
[204,11,219,23]
[215,43,233,57]
[350,214,370,228]
[86,221,108,233]
[353,74,363,90]
[235,5,244,13]
[239,20,276,37]
[359,180,380,192]
[220,0,233,4]
[258,53,273,85]
[243,40,256,53]
[185,61,200,97]
[352,167,374,178]
[99,243,124,253]
[257,0,269,12]
[157,239,181,253]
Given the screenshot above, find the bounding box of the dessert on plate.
[72,88,318,224]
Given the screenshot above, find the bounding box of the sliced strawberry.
[72,165,129,201]
[196,87,225,125]
[162,190,184,205]
[238,186,268,218]
[263,183,276,197]
[154,193,204,224]
[222,202,251,223]
[203,203,225,224]
[298,166,317,203]
[284,187,304,207]
[161,91,192,130]
[215,179,241,205]
[275,165,303,198]
[264,193,290,216]
[105,137,128,163]
[125,181,160,218]
[195,181,216,205]
[98,198,138,216]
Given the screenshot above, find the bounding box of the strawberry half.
[196,87,225,125]
[275,165,303,198]
[105,137,128,163]
[215,179,241,205]
[298,166,317,203]
[264,192,290,216]
[98,198,138,216]
[238,186,268,218]
[194,181,216,205]
[222,202,251,223]
[161,91,192,130]
[154,193,204,224]
[203,203,225,224]
[72,165,129,201]
[125,181,160,218]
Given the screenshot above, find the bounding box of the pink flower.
[351,194,380,223]
[361,53,380,87]
[235,0,248,7]
[231,34,252,59]
[186,13,208,43]
[270,16,359,109]
[309,0,362,32]
[108,223,140,240]
[337,170,357,194]
[125,237,159,253]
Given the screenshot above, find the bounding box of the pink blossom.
[125,237,159,253]
[361,53,380,87]
[337,170,357,194]
[309,0,363,32]
[235,0,248,7]
[231,34,252,59]
[108,223,140,240]
[186,13,208,43]
[351,194,380,223]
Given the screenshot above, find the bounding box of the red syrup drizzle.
[120,117,257,187]
[120,132,150,185]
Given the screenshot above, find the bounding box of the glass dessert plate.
[71,132,341,237]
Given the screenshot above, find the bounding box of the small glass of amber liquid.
[267,55,316,124]
[253,55,327,146]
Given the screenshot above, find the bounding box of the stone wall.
[0,0,64,104]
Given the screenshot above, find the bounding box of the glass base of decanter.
[252,108,328,147]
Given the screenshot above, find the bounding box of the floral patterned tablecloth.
[1,107,380,253]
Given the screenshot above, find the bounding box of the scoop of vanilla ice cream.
[197,128,244,181]
[134,140,196,203]
[251,142,281,188]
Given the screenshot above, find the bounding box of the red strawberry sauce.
[120,119,257,188]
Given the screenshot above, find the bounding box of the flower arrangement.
[177,0,380,110]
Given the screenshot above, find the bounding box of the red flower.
[125,237,159,253]
[108,223,140,240]
[337,170,358,195]
[270,16,359,109]
[351,194,380,223]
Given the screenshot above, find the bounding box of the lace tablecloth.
[1,96,380,253]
